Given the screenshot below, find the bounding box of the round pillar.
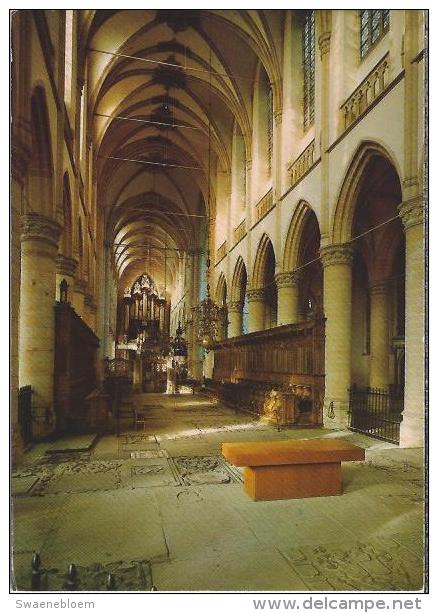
[228,301,243,337]
[19,213,61,439]
[275,271,300,325]
[204,350,214,379]
[369,280,390,389]
[133,355,143,391]
[247,289,265,333]
[398,197,425,447]
[123,296,131,333]
[320,244,354,429]
[73,278,87,317]
[55,255,77,303]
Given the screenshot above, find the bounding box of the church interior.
[11,9,426,592]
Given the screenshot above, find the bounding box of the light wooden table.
[222,438,365,501]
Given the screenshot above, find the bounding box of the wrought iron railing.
[348,384,403,445]
[18,385,32,445]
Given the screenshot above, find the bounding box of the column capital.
[75,278,87,294]
[84,292,93,307]
[274,110,283,126]
[247,288,265,302]
[275,271,302,289]
[188,248,202,257]
[319,244,354,268]
[368,280,389,295]
[56,254,78,277]
[398,196,424,230]
[227,300,243,313]
[21,213,62,248]
[318,31,331,57]
[275,272,292,289]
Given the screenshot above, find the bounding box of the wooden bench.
[222,439,365,501]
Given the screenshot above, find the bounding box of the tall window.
[267,86,273,173]
[64,10,74,111]
[302,10,315,130]
[360,10,390,58]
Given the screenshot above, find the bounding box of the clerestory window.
[360,9,390,58]
[303,10,315,130]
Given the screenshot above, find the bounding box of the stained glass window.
[303,10,315,130]
[267,86,273,173]
[360,9,390,58]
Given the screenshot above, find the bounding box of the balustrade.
[288,140,315,187]
[216,240,228,263]
[254,189,274,224]
[341,54,390,130]
[233,219,246,246]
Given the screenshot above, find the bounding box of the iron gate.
[348,384,404,445]
[18,385,33,445]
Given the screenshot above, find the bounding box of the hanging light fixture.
[171,320,188,362]
[194,43,220,351]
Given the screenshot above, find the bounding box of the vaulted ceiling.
[82,9,284,296]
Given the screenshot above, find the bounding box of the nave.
[12,393,423,592]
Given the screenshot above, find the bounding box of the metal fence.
[348,384,404,445]
[18,385,32,445]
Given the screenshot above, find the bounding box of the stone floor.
[11,393,425,592]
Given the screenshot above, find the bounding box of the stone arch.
[28,86,54,217]
[231,256,247,304]
[332,140,403,244]
[283,200,319,271]
[346,144,404,393]
[78,217,84,276]
[215,272,228,307]
[251,233,276,289]
[59,172,73,257]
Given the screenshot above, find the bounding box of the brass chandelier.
[194,45,220,351]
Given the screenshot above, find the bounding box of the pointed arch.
[231,256,247,303]
[215,272,228,306]
[283,200,319,271]
[28,86,54,217]
[60,172,73,257]
[251,233,276,288]
[332,140,403,244]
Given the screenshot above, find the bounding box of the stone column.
[275,271,300,325]
[320,244,354,428]
[247,288,265,333]
[55,255,77,303]
[73,278,87,317]
[228,301,243,337]
[369,280,390,389]
[133,355,143,391]
[316,11,332,236]
[216,307,228,341]
[19,213,61,439]
[123,296,131,334]
[84,292,96,330]
[399,197,425,447]
[204,349,214,380]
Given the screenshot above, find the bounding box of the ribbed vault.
[84,9,284,302]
